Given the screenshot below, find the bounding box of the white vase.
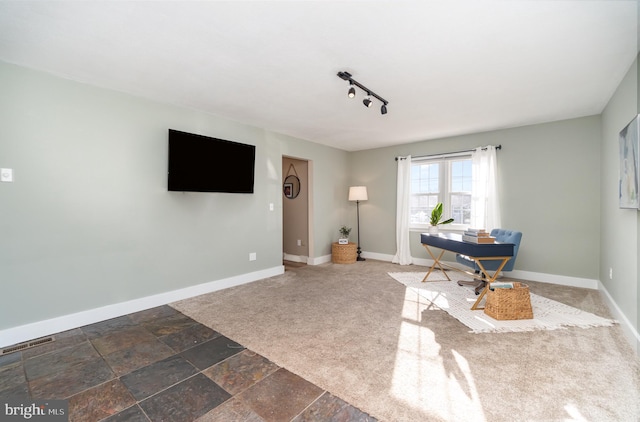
[428,225,438,234]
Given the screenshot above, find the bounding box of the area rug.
[388,271,618,333]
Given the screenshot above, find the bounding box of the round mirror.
[283,175,301,199]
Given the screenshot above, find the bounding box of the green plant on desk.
[430,203,454,226]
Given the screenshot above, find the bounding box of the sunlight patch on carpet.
[388,272,618,333]
[389,319,487,421]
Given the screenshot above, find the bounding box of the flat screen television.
[168,129,255,193]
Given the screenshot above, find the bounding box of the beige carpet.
[171,260,640,422]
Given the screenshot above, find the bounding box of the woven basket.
[332,242,357,264]
[484,282,533,320]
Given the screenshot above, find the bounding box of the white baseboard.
[597,280,640,356]
[361,251,393,263]
[283,253,309,264]
[10,253,633,356]
[379,253,599,289]
[0,266,284,349]
[508,269,598,289]
[308,254,331,265]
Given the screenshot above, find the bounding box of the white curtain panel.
[470,145,502,230]
[392,155,413,265]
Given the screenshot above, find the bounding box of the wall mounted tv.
[168,129,255,193]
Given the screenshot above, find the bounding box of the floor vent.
[1,336,55,356]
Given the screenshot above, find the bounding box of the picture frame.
[283,183,293,198]
[619,114,639,209]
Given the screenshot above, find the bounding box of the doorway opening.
[282,156,312,266]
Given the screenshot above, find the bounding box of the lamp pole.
[356,199,365,261]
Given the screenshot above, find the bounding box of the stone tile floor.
[0,305,377,421]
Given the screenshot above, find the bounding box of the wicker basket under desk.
[331,242,357,264]
[484,282,533,320]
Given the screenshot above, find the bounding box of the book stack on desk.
[462,229,496,244]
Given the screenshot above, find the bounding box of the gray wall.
[351,116,602,280]
[601,57,638,337]
[0,62,349,331]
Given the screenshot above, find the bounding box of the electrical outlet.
[297,240,302,246]
[249,253,257,261]
[1,168,13,182]
[609,267,613,280]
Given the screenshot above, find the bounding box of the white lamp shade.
[348,186,368,201]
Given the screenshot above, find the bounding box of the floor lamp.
[349,186,368,261]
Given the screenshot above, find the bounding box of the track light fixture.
[337,71,389,115]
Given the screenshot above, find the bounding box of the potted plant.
[429,203,454,233]
[338,225,351,244]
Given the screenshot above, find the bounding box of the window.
[410,155,472,228]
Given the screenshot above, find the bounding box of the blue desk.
[421,232,515,309]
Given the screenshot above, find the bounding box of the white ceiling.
[0,1,637,151]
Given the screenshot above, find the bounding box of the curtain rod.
[395,144,501,161]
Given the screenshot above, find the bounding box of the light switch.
[269,203,274,211]
[1,168,13,182]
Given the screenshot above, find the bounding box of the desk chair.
[456,229,522,294]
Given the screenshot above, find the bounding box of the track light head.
[381,103,388,115]
[348,85,356,98]
[363,97,372,108]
